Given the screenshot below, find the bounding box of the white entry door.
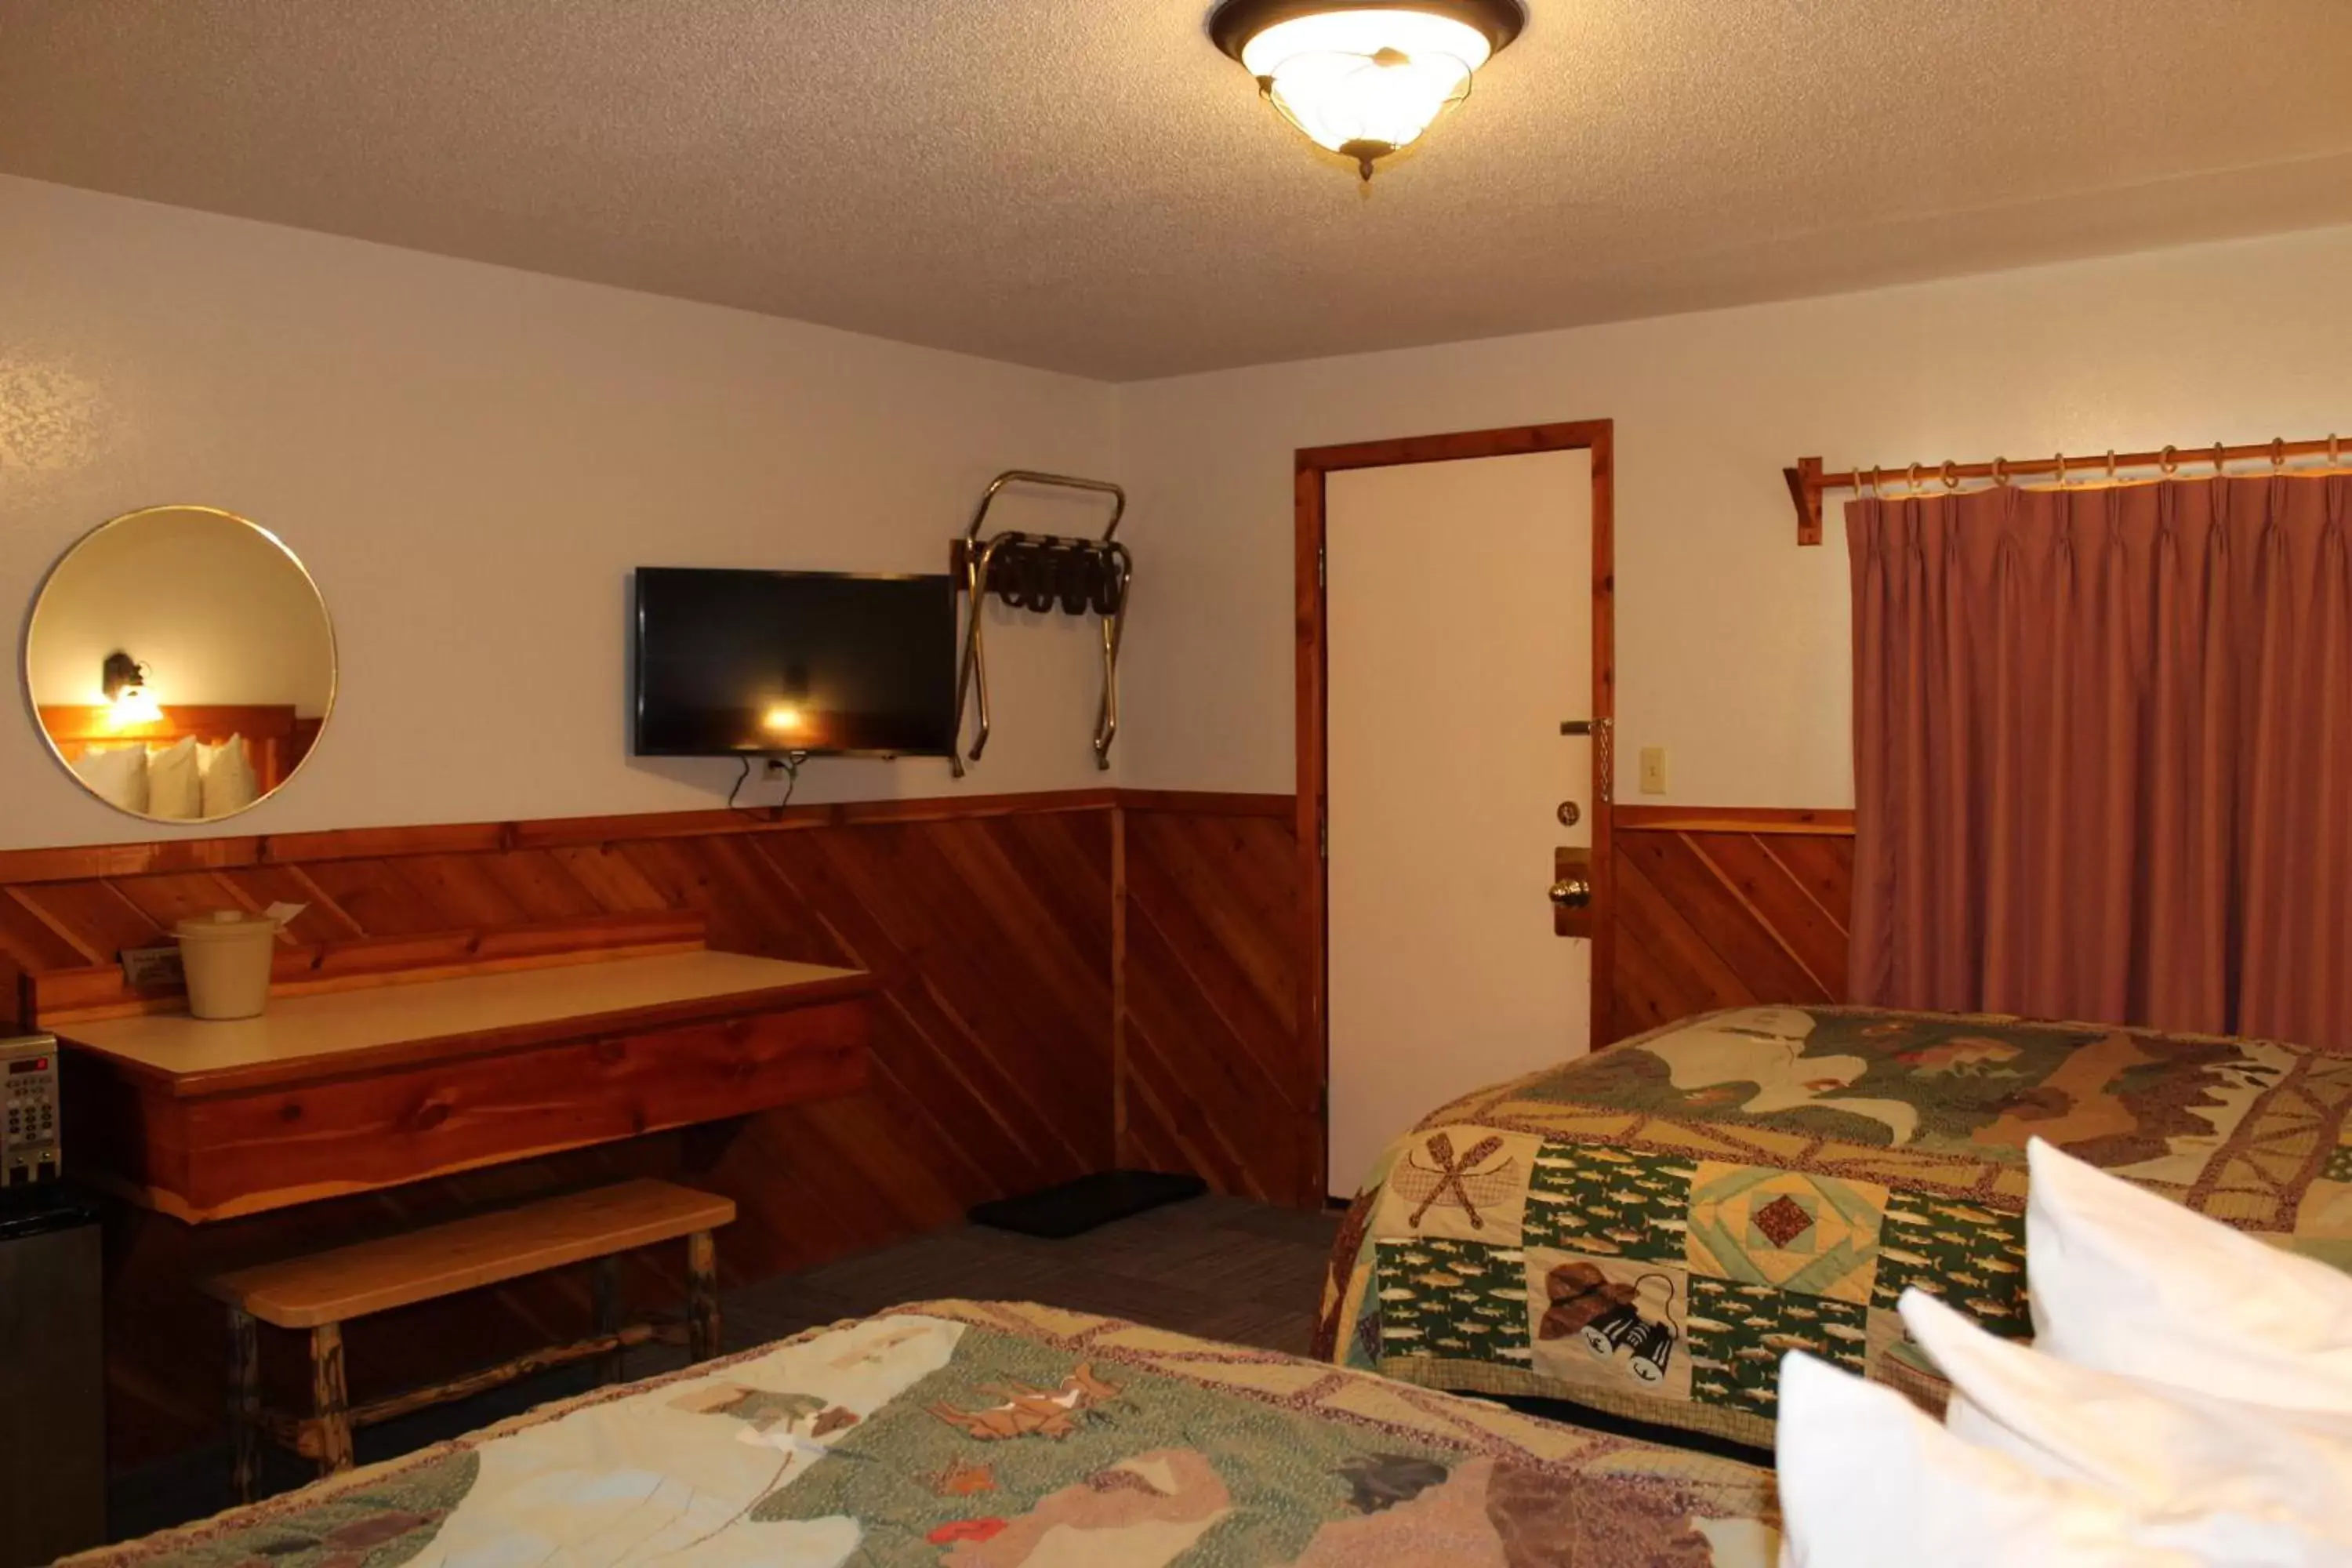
[1325,449,1594,1198]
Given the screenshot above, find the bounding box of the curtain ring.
[2055,452,2067,487]
[1940,459,1958,491]
[2332,434,2342,468]
[2106,449,2118,481]
[2159,445,2178,475]
[2270,437,2286,472]
[1991,456,2009,486]
[1907,461,1921,495]
[1867,464,1882,499]
[2212,441,2226,477]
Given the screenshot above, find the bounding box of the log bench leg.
[592,1255,623,1385]
[227,1307,260,1505]
[310,1322,354,1477]
[686,1229,720,1362]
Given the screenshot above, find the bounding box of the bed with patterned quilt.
[77,1298,1778,1566]
[1312,1004,2352,1450]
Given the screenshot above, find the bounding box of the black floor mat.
[968,1170,1210,1239]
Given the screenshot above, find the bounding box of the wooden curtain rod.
[1783,433,2348,546]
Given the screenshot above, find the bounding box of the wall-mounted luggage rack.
[949,470,1130,777]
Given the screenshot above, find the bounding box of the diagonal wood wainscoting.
[1608,807,1857,1041]
[1116,795,1310,1207]
[0,789,1308,1469]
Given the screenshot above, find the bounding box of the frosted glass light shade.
[1238,9,1494,178]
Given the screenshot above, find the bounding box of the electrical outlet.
[1639,746,1669,795]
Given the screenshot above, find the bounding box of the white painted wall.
[1114,223,2352,804]
[9,174,2351,849]
[0,176,1120,848]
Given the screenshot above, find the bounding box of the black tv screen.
[632,568,958,757]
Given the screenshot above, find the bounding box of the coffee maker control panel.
[1,1034,62,1186]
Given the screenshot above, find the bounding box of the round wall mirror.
[24,505,336,823]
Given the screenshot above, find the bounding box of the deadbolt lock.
[1556,800,1581,827]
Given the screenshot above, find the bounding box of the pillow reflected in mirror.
[200,735,260,819]
[147,734,201,820]
[67,743,149,816]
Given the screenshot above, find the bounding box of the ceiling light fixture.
[1210,0,1526,181]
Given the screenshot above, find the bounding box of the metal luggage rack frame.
[949,470,1130,777]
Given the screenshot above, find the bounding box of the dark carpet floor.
[109,1192,1341,1543]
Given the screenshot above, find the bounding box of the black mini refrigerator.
[0,1185,106,1565]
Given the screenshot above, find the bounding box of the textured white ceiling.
[4,1,2350,379]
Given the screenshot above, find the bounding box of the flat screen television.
[631,567,958,757]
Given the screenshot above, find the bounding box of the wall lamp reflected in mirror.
[100,649,162,725]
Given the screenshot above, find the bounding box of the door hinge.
[1318,816,1328,861]
[1316,543,1326,589]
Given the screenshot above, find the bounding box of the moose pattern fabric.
[79,1300,1780,1567]
[1314,1005,2352,1450]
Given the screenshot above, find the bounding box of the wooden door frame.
[1296,419,1616,1198]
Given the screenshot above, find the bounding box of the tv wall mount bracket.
[949,470,1130,777]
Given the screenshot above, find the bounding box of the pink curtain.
[1848,473,2352,1047]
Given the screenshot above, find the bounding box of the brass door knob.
[1549,877,1592,909]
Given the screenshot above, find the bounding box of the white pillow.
[1774,1350,2343,1567]
[199,735,260,818]
[70,743,148,815]
[1901,1287,2352,1545]
[146,735,201,820]
[2027,1138,2352,1412]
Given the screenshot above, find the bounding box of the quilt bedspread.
[1312,1004,2352,1450]
[78,1298,1778,1566]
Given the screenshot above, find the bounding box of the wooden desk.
[58,950,873,1222]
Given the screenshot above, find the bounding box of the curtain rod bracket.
[1783,457,1825,546]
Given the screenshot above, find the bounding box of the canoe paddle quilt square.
[1870,1189,2030,1338]
[1519,1142,1696,1262]
[1683,1161,1888,1305]
[1370,1127,1543,1244]
[1686,1276,1867,1420]
[1372,1237,1534,1368]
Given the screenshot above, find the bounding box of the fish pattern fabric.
[78,1299,1779,1567]
[1314,1004,2352,1449]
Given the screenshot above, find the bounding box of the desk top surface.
[56,949,868,1091]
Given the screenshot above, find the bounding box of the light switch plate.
[1639,746,1669,795]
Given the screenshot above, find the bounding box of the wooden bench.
[203,1179,735,1501]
